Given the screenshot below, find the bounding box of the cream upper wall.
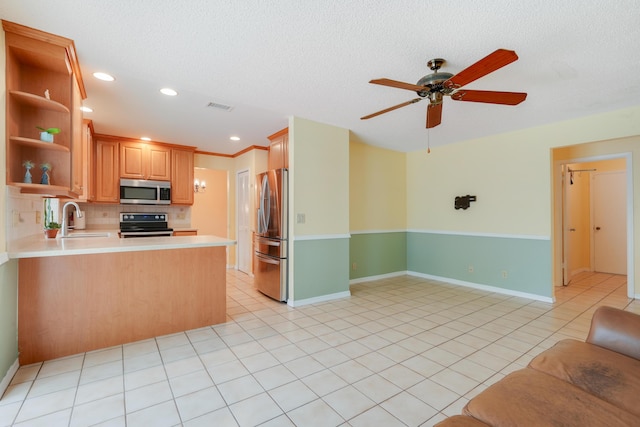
[290,117,349,236]
[350,136,406,232]
[407,105,640,237]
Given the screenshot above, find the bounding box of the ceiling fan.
[361,49,527,128]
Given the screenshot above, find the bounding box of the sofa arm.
[586,306,640,360]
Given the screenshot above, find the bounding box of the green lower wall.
[349,232,407,279]
[0,259,18,381]
[407,232,552,298]
[293,238,350,301]
[348,231,552,298]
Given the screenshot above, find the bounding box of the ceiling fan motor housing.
[416,72,454,98]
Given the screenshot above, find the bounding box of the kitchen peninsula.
[9,234,235,364]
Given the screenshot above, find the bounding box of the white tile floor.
[1,270,636,427]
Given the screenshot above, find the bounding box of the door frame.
[236,168,252,275]
[553,152,634,298]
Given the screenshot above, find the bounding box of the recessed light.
[141,137,151,141]
[93,72,115,82]
[80,106,93,113]
[230,136,240,141]
[160,88,178,96]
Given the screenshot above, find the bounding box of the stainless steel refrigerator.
[254,168,288,301]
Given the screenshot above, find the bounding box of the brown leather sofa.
[435,306,640,427]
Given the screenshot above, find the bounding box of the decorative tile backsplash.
[81,203,191,228]
[5,187,191,243]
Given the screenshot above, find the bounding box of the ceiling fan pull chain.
[427,129,431,154]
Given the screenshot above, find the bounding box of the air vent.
[206,102,234,112]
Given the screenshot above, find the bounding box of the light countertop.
[9,231,235,259]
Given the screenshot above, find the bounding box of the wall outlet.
[296,213,306,224]
[352,262,357,270]
[177,213,186,220]
[501,270,508,279]
[12,211,20,227]
[35,211,41,224]
[468,265,474,273]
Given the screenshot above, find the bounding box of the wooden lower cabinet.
[18,246,226,364]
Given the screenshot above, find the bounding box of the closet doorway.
[561,157,629,290]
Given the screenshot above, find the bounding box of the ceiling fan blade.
[361,98,422,120]
[444,49,519,89]
[426,103,442,128]
[451,90,527,105]
[370,78,427,93]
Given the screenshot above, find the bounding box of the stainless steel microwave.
[120,178,171,205]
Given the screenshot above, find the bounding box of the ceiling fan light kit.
[362,49,527,129]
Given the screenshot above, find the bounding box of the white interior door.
[237,170,251,274]
[593,171,626,274]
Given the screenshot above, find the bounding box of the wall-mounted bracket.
[454,195,477,210]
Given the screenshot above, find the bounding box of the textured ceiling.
[1,0,639,154]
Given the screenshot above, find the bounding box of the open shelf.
[9,90,70,113]
[9,182,77,198]
[10,136,70,152]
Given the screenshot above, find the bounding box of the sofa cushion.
[528,339,640,417]
[434,415,490,427]
[464,368,640,427]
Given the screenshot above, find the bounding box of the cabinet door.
[147,145,171,181]
[171,149,194,205]
[82,120,95,201]
[119,142,146,179]
[95,140,120,203]
[120,141,171,180]
[267,128,288,170]
[268,137,284,170]
[71,77,84,196]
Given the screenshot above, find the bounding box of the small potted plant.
[44,221,61,239]
[43,198,60,238]
[36,126,61,143]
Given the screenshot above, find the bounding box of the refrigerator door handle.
[261,174,271,234]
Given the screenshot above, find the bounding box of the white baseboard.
[408,271,555,303]
[288,291,351,307]
[0,358,19,396]
[350,271,408,285]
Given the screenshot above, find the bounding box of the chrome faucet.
[60,202,84,237]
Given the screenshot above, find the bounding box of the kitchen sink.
[61,232,111,238]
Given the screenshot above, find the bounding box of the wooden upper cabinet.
[70,77,84,197]
[94,139,119,203]
[81,120,95,201]
[3,20,86,197]
[120,141,171,181]
[268,127,288,170]
[171,148,194,205]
